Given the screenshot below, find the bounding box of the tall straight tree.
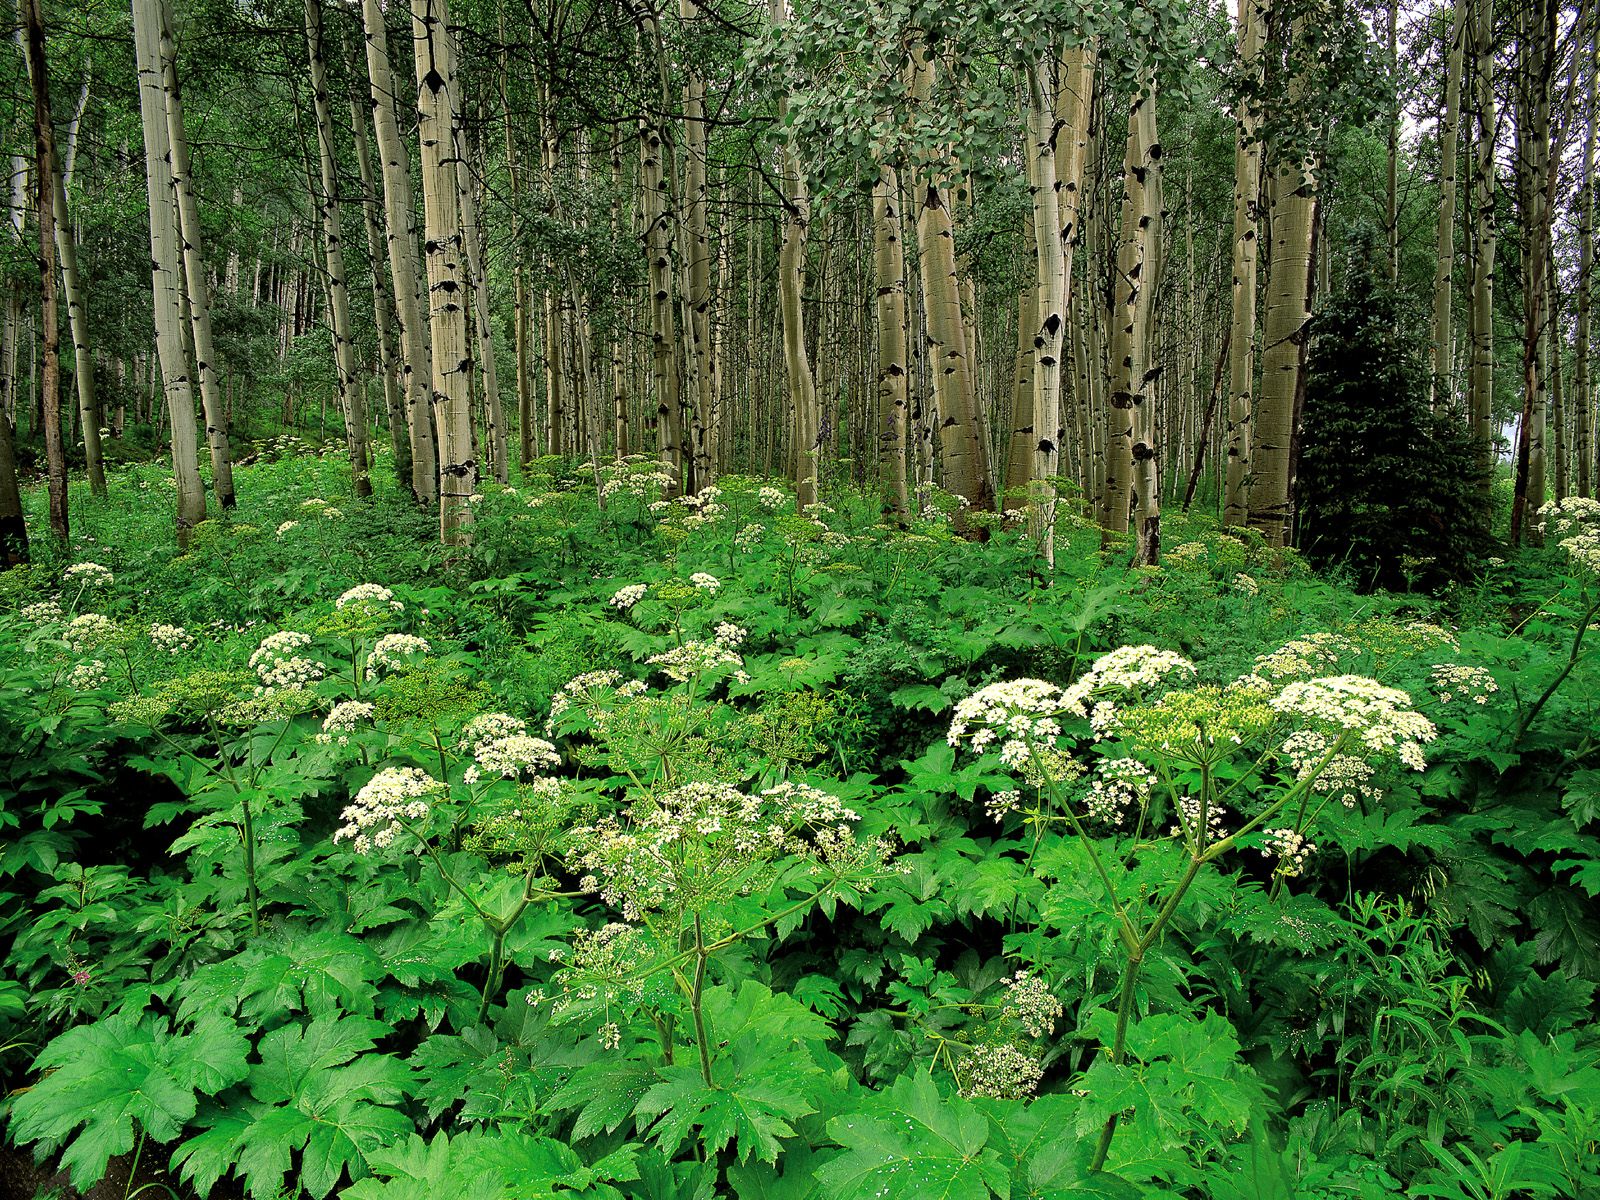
[1249,13,1318,548]
[158,0,234,508]
[132,0,206,545]
[23,0,63,543]
[1024,58,1064,563]
[1577,32,1595,499]
[1224,0,1265,527]
[362,0,437,502]
[771,0,819,509]
[872,164,910,520]
[1431,0,1466,404]
[411,0,476,543]
[305,0,372,497]
[1467,0,1496,491]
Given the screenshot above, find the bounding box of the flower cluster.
[149,623,195,654]
[757,486,788,510]
[1261,827,1315,877]
[1233,573,1260,596]
[1428,663,1498,706]
[67,660,109,690]
[368,633,430,673]
[332,766,446,854]
[1000,971,1063,1037]
[599,458,676,500]
[336,584,404,613]
[958,1044,1044,1100]
[570,780,890,922]
[65,613,121,653]
[1538,496,1600,538]
[734,523,764,551]
[689,572,720,592]
[1270,676,1436,770]
[275,520,299,538]
[1278,730,1379,807]
[1253,633,1361,681]
[249,630,324,692]
[64,562,114,589]
[468,733,559,781]
[609,584,648,610]
[21,599,63,625]
[1084,758,1156,825]
[460,712,528,753]
[947,679,1065,760]
[712,622,746,648]
[1172,792,1227,846]
[316,700,375,746]
[645,640,747,683]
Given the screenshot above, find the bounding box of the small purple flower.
[70,968,90,986]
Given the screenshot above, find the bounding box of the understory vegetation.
[1,452,1598,1199]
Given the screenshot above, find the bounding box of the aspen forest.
[4,0,1600,1195]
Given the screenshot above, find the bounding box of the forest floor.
[1,444,1598,1199]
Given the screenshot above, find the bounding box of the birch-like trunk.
[1468,0,1496,493]
[457,125,506,482]
[1510,0,1553,547]
[1224,0,1264,527]
[1025,60,1065,563]
[132,0,206,544]
[361,0,437,502]
[347,69,411,489]
[411,0,476,542]
[873,164,910,520]
[305,0,371,496]
[1249,20,1317,548]
[1431,0,1466,404]
[1577,35,1595,498]
[772,0,819,508]
[678,0,716,489]
[639,115,681,482]
[159,0,233,507]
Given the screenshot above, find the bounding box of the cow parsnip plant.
[0,454,1597,1199]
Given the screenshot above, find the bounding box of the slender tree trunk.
[678,0,716,488]
[1101,79,1160,546]
[1025,60,1066,564]
[1224,0,1264,527]
[1431,0,1466,405]
[639,113,680,481]
[1129,81,1163,563]
[348,67,411,490]
[457,124,506,483]
[361,0,437,502]
[132,0,205,544]
[772,0,819,508]
[873,164,910,520]
[1468,0,1496,493]
[1578,33,1595,499]
[1510,0,1553,547]
[411,0,475,542]
[23,0,63,541]
[305,0,371,496]
[1249,18,1317,548]
[159,0,233,508]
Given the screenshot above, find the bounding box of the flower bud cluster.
[646,640,747,683]
[1001,971,1063,1037]
[1085,758,1155,825]
[316,700,375,746]
[64,562,114,588]
[68,660,109,690]
[959,1044,1044,1100]
[1261,827,1315,876]
[22,599,63,625]
[1429,663,1498,705]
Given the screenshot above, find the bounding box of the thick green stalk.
[1512,591,1600,747]
[690,914,714,1087]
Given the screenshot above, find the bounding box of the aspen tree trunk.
[457,126,506,482]
[1025,61,1066,563]
[1550,255,1565,500]
[132,0,205,544]
[678,0,716,488]
[1468,0,1496,492]
[873,164,910,520]
[1431,0,1466,404]
[772,0,819,508]
[40,82,102,497]
[611,137,629,458]
[1129,83,1163,563]
[639,115,681,481]
[1055,46,1094,502]
[305,0,371,497]
[411,0,476,543]
[361,0,437,502]
[1385,0,1400,280]
[1510,0,1553,547]
[1005,284,1035,506]
[1100,81,1159,542]
[909,47,991,514]
[1224,0,1264,526]
[1578,35,1595,499]
[348,73,411,489]
[23,0,63,541]
[1249,19,1317,548]
[158,0,234,507]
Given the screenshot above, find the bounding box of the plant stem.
[1512,591,1600,747]
[476,925,505,1026]
[239,794,260,935]
[689,914,714,1088]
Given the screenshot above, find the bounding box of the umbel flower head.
[63,562,114,588]
[333,766,447,854]
[1269,675,1436,769]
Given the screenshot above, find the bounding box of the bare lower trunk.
[1224,0,1264,527]
[1431,0,1466,404]
[1468,0,1496,493]
[24,0,64,541]
[873,164,910,520]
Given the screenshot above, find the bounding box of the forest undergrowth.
[1,444,1598,1200]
